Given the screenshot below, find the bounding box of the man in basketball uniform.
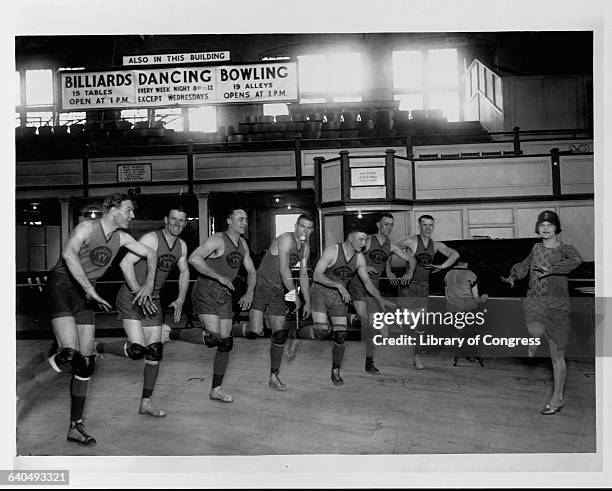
[95,206,190,418]
[18,194,157,447]
[188,208,257,403]
[348,212,416,375]
[397,214,459,369]
[248,214,314,391]
[311,230,396,386]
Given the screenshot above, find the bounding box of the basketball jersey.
[412,234,435,284]
[134,230,182,293]
[257,233,305,286]
[321,243,359,288]
[52,220,122,280]
[364,235,391,279]
[205,232,246,282]
[349,234,390,292]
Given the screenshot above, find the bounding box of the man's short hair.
[297,213,314,224]
[346,228,367,239]
[377,212,394,222]
[102,193,131,213]
[226,208,246,220]
[167,205,186,216]
[418,214,435,223]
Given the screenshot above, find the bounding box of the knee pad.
[74,355,96,379]
[313,323,330,341]
[54,347,83,372]
[217,337,234,352]
[126,343,148,360]
[204,331,221,348]
[145,342,163,362]
[332,330,347,345]
[271,329,289,346]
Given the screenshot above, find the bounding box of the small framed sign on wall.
[117,163,152,182]
[350,167,385,186]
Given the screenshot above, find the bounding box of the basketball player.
[397,215,459,369]
[95,206,190,418]
[248,214,314,390]
[311,230,396,386]
[19,194,157,446]
[348,212,416,374]
[188,208,257,403]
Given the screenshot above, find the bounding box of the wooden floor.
[16,336,596,456]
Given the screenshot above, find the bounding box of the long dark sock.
[70,376,89,422]
[365,323,375,358]
[270,342,284,374]
[332,344,346,370]
[175,329,207,345]
[212,351,229,388]
[99,340,127,357]
[142,361,160,398]
[414,330,423,356]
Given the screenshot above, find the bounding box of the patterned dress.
[510,242,582,349]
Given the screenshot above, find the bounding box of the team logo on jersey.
[158,254,177,272]
[369,249,388,264]
[333,266,354,281]
[289,252,301,267]
[89,246,113,267]
[226,251,244,269]
[415,252,433,267]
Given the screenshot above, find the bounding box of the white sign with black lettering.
[60,62,298,110]
[117,163,152,182]
[216,62,298,103]
[123,51,231,66]
[351,167,386,186]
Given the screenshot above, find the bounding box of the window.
[263,103,289,118]
[25,69,53,106]
[121,109,148,126]
[393,93,424,112]
[26,111,53,127]
[392,50,423,90]
[155,108,184,131]
[393,48,460,121]
[274,213,301,237]
[298,52,362,103]
[16,71,21,106]
[59,111,86,126]
[188,106,217,132]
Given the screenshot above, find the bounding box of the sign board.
[351,167,385,186]
[117,163,152,182]
[60,62,298,110]
[123,51,230,66]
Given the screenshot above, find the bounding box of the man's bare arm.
[188,235,234,290]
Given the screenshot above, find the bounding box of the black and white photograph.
[6,0,611,488]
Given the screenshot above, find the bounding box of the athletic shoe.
[67,420,97,446]
[331,369,344,386]
[209,386,233,403]
[138,397,167,418]
[365,361,380,375]
[268,373,287,391]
